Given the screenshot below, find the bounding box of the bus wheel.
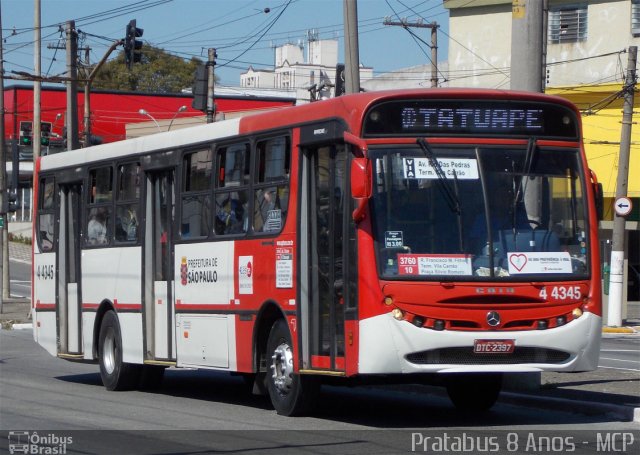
[265,319,319,416]
[446,373,502,412]
[98,311,141,391]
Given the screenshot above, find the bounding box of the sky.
[1,0,450,88]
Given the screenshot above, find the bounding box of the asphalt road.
[1,329,638,454]
[8,259,30,300]
[599,336,640,373]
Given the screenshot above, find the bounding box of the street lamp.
[138,109,160,131]
[168,105,187,131]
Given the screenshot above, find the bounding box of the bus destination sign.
[363,100,579,139]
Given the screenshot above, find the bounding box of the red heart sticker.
[509,254,528,272]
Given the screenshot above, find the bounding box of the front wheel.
[98,310,141,391]
[446,373,502,412]
[265,319,319,416]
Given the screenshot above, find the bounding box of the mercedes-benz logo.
[486,311,501,327]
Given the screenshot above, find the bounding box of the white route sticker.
[403,158,479,180]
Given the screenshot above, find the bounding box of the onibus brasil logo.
[8,431,72,454]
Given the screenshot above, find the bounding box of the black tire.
[265,319,319,416]
[446,373,502,412]
[98,310,141,391]
[139,365,166,390]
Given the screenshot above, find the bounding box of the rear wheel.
[265,319,319,416]
[446,373,502,412]
[98,310,141,391]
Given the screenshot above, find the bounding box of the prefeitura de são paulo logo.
[181,256,188,285]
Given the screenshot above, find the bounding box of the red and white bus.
[32,89,602,415]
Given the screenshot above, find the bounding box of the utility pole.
[33,0,42,160]
[0,4,6,312]
[510,0,544,92]
[83,46,92,148]
[343,0,361,94]
[206,48,217,124]
[82,40,122,148]
[66,21,79,150]
[383,18,439,87]
[511,0,544,227]
[608,46,637,327]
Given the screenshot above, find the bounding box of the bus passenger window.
[87,207,110,245]
[253,185,289,232]
[256,137,290,182]
[215,191,248,235]
[37,177,55,252]
[214,143,250,236]
[181,150,212,239]
[253,136,291,233]
[115,163,140,243]
[89,167,113,203]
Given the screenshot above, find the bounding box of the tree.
[89,45,209,93]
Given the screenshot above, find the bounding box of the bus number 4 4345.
[539,286,581,301]
[36,264,55,280]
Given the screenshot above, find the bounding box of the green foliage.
[90,44,208,93]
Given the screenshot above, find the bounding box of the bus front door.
[143,170,175,361]
[302,144,348,372]
[57,183,82,356]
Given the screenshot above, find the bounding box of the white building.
[444,0,640,88]
[240,32,373,102]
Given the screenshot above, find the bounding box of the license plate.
[473,339,515,354]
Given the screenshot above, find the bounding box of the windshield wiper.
[512,137,537,232]
[417,138,465,252]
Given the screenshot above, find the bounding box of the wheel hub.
[270,342,293,394]
[103,328,116,375]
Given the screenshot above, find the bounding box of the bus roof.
[39,88,579,172]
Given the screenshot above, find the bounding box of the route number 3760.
[539,286,581,301]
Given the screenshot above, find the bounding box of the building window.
[633,0,640,37]
[548,4,587,44]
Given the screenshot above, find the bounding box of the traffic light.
[40,122,52,146]
[19,121,32,146]
[124,19,144,69]
[2,190,18,214]
[192,64,207,111]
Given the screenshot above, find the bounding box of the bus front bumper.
[358,312,601,374]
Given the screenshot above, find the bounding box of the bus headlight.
[392,308,405,320]
[572,308,583,319]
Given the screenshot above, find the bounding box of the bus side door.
[301,143,350,372]
[57,182,83,355]
[143,168,176,361]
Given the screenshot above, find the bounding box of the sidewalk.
[2,241,638,422]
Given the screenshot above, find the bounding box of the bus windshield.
[370,144,590,280]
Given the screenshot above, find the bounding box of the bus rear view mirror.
[351,157,372,199]
[594,182,604,221]
[590,169,604,221]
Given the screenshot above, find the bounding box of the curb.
[603,326,638,334]
[501,391,640,423]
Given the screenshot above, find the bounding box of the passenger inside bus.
[87,208,108,245]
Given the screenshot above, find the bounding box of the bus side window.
[180,150,212,239]
[38,177,55,252]
[253,136,290,233]
[215,143,250,236]
[86,166,113,246]
[115,162,141,243]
